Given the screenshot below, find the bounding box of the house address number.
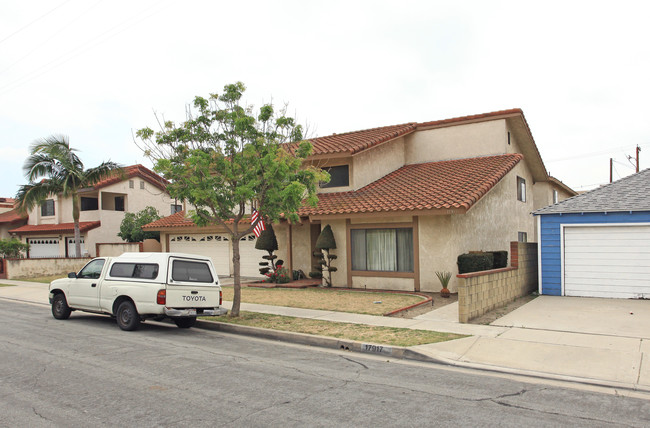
[361,344,393,356]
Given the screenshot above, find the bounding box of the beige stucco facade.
[15,176,174,258]
[280,113,576,293]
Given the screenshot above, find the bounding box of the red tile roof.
[93,164,168,190]
[299,109,527,157]
[142,211,254,229]
[417,108,523,129]
[0,209,27,224]
[9,221,101,235]
[302,123,417,156]
[143,210,191,229]
[299,154,523,216]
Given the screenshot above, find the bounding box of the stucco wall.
[418,165,535,293]
[6,257,90,279]
[405,120,507,165]
[96,242,142,257]
[23,179,173,257]
[352,137,405,190]
[290,222,312,275]
[350,276,413,291]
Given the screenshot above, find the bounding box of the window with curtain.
[351,228,413,272]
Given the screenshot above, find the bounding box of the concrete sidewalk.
[1,279,648,393]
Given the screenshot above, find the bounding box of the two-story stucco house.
[9,165,179,258]
[145,109,575,291]
[0,198,27,240]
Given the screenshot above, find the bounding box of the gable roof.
[535,168,650,215]
[0,209,27,224]
[304,123,417,157]
[92,164,168,191]
[301,109,549,183]
[9,221,101,235]
[299,154,523,217]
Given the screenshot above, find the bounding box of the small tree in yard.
[0,238,29,258]
[118,206,161,242]
[256,224,278,276]
[313,224,337,287]
[135,82,326,316]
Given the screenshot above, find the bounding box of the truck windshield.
[171,260,213,283]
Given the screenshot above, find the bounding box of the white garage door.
[169,234,230,276]
[239,234,265,278]
[66,237,86,257]
[564,225,650,298]
[28,238,60,258]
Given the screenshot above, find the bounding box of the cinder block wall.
[6,257,91,279]
[456,242,537,323]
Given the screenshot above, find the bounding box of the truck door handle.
[91,283,97,287]
[191,291,198,294]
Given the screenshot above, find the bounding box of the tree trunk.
[230,232,241,317]
[72,193,81,258]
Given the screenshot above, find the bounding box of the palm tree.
[16,135,122,257]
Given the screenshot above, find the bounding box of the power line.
[0,0,170,96]
[545,142,649,163]
[0,0,74,46]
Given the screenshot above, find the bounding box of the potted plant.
[435,271,452,298]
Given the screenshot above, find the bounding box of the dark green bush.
[457,252,494,274]
[490,251,508,269]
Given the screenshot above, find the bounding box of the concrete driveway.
[492,295,650,339]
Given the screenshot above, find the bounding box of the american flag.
[251,208,265,238]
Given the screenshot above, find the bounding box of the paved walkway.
[1,279,648,393]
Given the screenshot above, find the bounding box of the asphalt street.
[1,300,649,427]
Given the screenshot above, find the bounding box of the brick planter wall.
[456,242,538,323]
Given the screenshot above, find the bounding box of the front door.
[67,258,105,310]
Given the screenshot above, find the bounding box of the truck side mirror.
[67,272,77,279]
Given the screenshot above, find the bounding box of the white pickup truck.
[48,252,227,331]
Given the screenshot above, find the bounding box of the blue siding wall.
[538,211,650,295]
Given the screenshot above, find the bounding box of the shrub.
[490,251,508,269]
[256,225,279,275]
[0,238,29,258]
[118,206,161,242]
[457,252,494,274]
[313,224,336,287]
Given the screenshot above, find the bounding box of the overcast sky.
[1,0,649,198]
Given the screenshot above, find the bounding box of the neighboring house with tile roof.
[9,165,178,258]
[146,109,576,291]
[0,199,27,240]
[535,168,650,299]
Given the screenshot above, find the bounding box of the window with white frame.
[553,189,559,204]
[517,176,526,202]
[171,204,182,214]
[518,232,527,242]
[351,228,413,272]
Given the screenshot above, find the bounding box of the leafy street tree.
[118,206,162,242]
[15,136,122,257]
[136,82,326,317]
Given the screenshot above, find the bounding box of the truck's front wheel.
[173,317,197,328]
[116,301,140,331]
[52,293,71,320]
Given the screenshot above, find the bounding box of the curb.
[195,319,448,364]
[194,319,650,394]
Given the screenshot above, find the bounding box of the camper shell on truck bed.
[49,252,227,331]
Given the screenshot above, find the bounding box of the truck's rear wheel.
[52,293,71,320]
[116,301,140,331]
[173,317,196,328]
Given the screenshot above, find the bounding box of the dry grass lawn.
[204,311,466,346]
[222,286,426,315]
[17,275,65,284]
